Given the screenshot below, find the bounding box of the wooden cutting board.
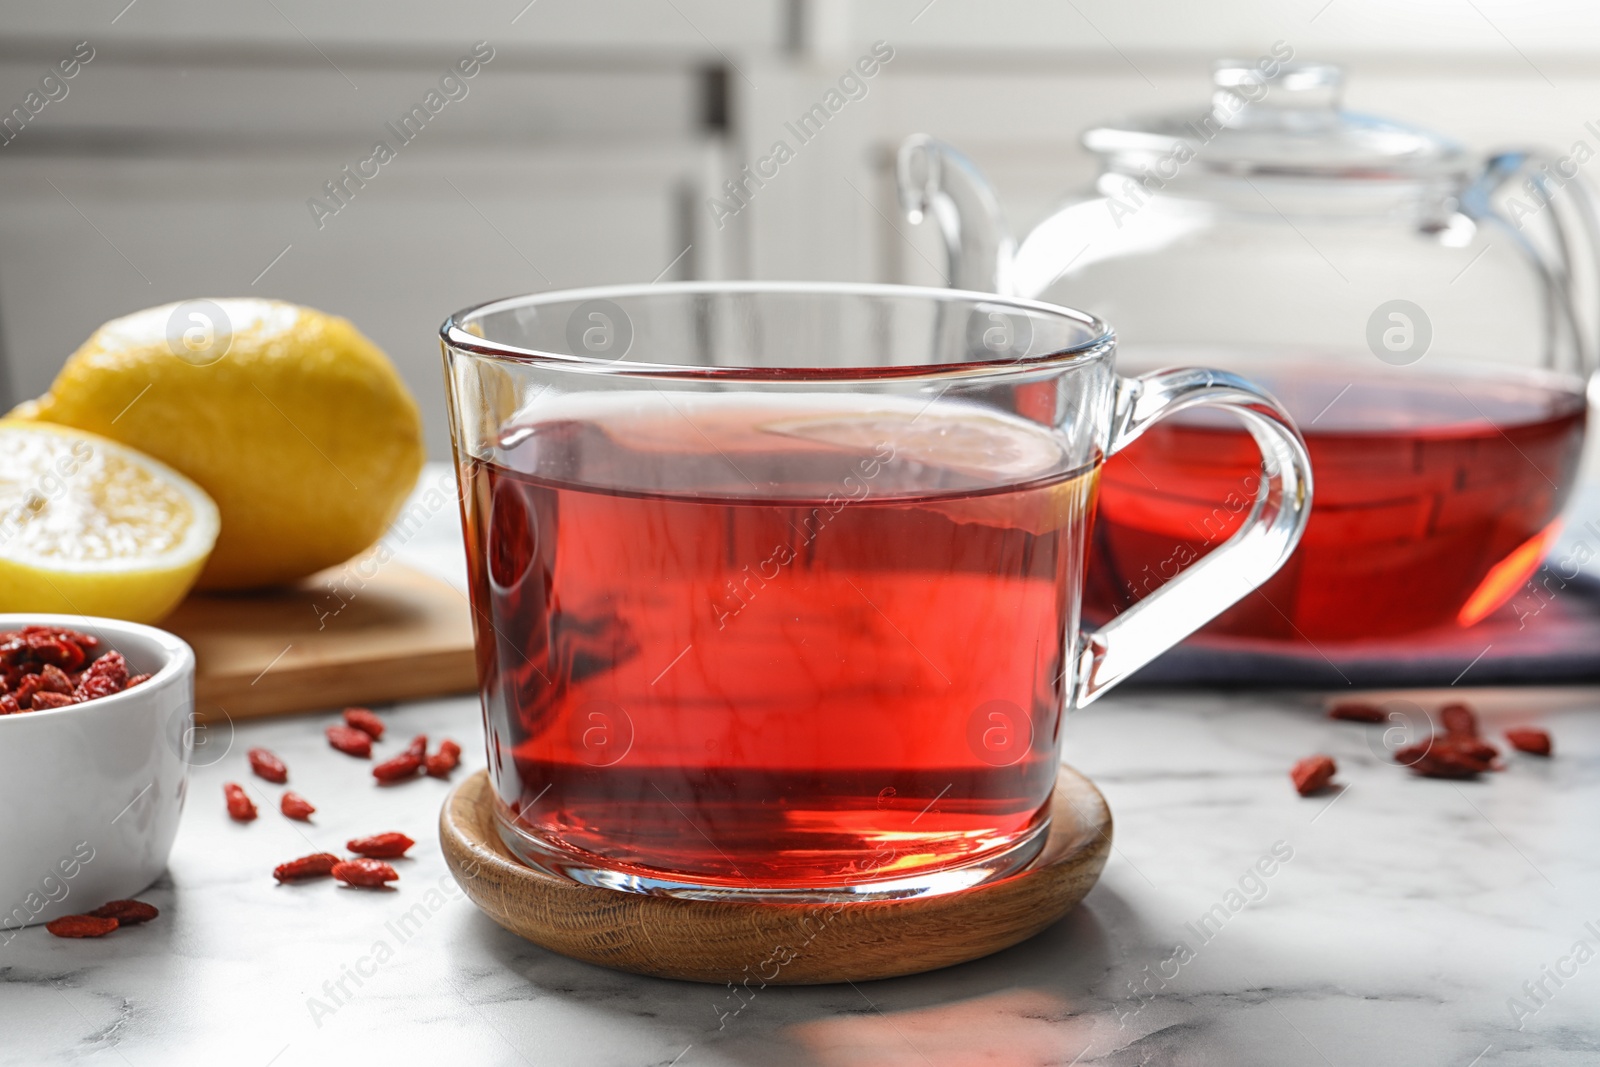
[162,563,480,721]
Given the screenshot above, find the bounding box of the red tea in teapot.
[463,400,1096,891]
[1084,362,1587,642]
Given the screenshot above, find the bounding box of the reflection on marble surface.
[3,470,1598,1065]
[3,687,1597,1067]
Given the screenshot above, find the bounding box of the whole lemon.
[11,299,425,590]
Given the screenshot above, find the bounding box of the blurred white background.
[3,0,1600,456]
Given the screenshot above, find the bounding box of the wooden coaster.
[439,768,1112,985]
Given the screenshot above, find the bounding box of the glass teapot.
[896,59,1600,376]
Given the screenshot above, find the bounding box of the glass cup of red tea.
[1083,353,1588,643]
[441,284,1312,901]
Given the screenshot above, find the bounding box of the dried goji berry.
[38,663,73,694]
[75,675,120,701]
[27,635,80,668]
[248,747,289,784]
[280,791,316,821]
[88,900,159,925]
[14,673,42,707]
[0,630,134,708]
[426,739,461,778]
[404,734,427,760]
[1440,702,1478,738]
[343,706,385,740]
[1410,752,1485,778]
[372,750,423,783]
[74,651,128,702]
[1505,727,1552,756]
[46,914,119,938]
[224,782,258,821]
[1438,735,1499,764]
[326,724,373,758]
[125,673,152,688]
[346,832,414,858]
[47,636,89,671]
[1327,701,1385,723]
[274,852,341,883]
[332,859,399,888]
[1290,755,1337,796]
[1396,739,1490,778]
[0,694,18,715]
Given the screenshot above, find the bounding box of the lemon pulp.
[0,421,219,622]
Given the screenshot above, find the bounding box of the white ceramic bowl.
[0,614,194,934]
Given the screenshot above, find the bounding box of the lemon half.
[0,421,219,622]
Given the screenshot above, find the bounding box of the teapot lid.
[1083,60,1471,182]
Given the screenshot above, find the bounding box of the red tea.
[1083,363,1586,642]
[461,399,1095,892]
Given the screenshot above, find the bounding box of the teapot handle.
[895,135,1017,295]
[1463,150,1600,375]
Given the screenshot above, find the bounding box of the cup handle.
[1072,367,1314,707]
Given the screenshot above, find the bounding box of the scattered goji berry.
[274,852,341,883]
[88,900,159,925]
[1327,701,1385,723]
[1440,735,1499,764]
[326,724,373,758]
[1440,702,1478,738]
[404,734,427,760]
[343,706,385,740]
[1290,755,1338,796]
[372,750,423,783]
[426,739,461,778]
[46,914,120,938]
[224,782,258,821]
[346,832,414,859]
[1505,727,1552,756]
[1396,738,1491,778]
[332,859,399,888]
[248,747,289,784]
[280,791,316,821]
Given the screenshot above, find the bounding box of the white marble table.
[4,473,1598,1067]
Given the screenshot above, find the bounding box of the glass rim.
[439,281,1116,383]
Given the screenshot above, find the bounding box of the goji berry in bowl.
[0,614,195,935]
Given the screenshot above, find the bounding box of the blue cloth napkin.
[1128,564,1600,689]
